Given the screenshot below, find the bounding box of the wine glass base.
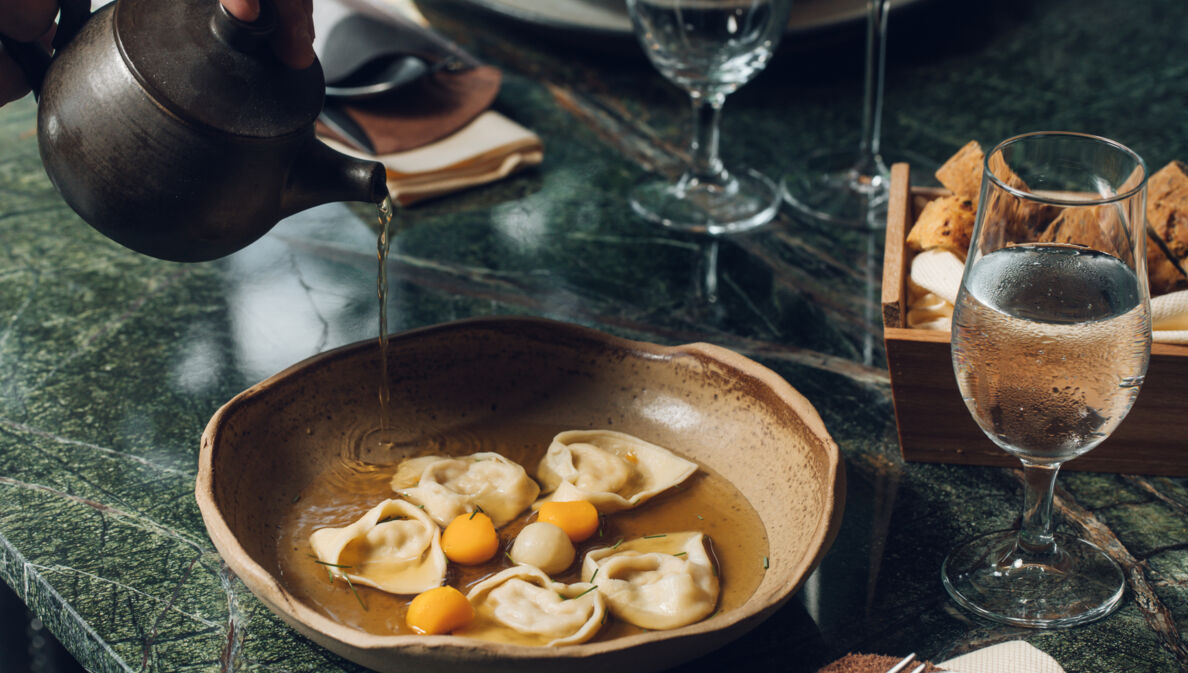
[630,168,781,235]
[781,147,892,229]
[941,530,1125,628]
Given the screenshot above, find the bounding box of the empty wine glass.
[782,0,892,228]
[626,0,793,234]
[942,132,1150,627]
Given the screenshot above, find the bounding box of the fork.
[886,652,928,673]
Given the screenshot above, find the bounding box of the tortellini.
[459,565,605,646]
[536,430,698,513]
[309,499,447,595]
[390,452,540,528]
[582,532,718,630]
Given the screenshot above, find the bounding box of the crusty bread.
[1148,246,1187,295]
[1038,206,1128,259]
[906,194,974,257]
[914,150,1188,297]
[1146,160,1188,294]
[984,151,1060,242]
[934,140,983,203]
[931,141,1054,244]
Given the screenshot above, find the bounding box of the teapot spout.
[281,136,387,217]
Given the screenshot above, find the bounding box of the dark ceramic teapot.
[5,0,386,262]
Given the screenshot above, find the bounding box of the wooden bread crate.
[882,162,1188,476]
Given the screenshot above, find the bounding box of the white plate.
[448,0,924,36]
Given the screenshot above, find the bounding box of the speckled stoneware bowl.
[196,317,844,673]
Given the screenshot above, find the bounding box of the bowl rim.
[196,315,844,660]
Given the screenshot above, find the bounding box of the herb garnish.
[342,573,367,611]
[470,504,486,520]
[563,585,598,601]
[673,552,687,557]
[311,559,353,569]
[590,568,599,583]
[643,534,666,539]
[762,556,769,570]
[611,538,624,550]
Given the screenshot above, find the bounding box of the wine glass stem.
[1018,460,1061,555]
[856,0,889,172]
[688,93,727,184]
[700,239,720,303]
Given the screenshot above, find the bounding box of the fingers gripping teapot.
[7,0,387,262]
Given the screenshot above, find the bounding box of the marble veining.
[1,0,1188,670]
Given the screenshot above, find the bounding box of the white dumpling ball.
[510,522,575,575]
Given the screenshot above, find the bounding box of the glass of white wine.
[625,0,793,234]
[942,132,1150,627]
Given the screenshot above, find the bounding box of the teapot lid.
[114,0,323,138]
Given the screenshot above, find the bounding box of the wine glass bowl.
[942,132,1150,628]
[626,0,793,234]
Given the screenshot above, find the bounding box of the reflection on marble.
[1,0,1188,670]
[222,204,381,382]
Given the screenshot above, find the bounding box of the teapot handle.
[0,0,91,100]
[211,0,277,53]
[54,0,94,51]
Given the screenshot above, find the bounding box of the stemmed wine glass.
[942,132,1150,627]
[782,0,892,228]
[626,0,794,234]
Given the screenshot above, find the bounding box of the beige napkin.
[321,111,544,206]
[940,641,1065,673]
[815,641,1063,673]
[908,249,1188,342]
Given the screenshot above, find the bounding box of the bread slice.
[1038,206,1128,259]
[934,140,983,203]
[932,140,1055,242]
[906,194,975,257]
[1146,161,1188,294]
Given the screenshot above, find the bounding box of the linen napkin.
[908,249,1188,342]
[940,641,1065,673]
[322,111,544,206]
[312,0,544,205]
[816,641,1064,673]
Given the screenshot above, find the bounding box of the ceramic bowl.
[196,317,844,673]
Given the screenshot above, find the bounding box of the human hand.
[0,0,57,104]
[221,0,315,70]
[0,0,315,106]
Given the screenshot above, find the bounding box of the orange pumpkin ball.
[537,500,600,543]
[441,511,499,565]
[405,586,474,635]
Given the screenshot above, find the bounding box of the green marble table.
[3,0,1188,671]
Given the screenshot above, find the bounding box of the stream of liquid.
[376,195,395,427]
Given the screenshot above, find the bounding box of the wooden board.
[881,163,1188,476]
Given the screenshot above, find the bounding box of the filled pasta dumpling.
[458,565,605,646]
[309,499,447,595]
[390,452,540,528]
[536,430,697,513]
[582,532,718,630]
